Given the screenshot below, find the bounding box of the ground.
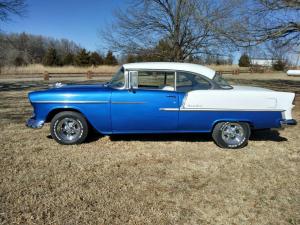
[0,75,299,225]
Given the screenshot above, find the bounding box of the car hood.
[28,83,112,103]
[48,83,109,91]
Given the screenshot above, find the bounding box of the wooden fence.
[0,67,280,81]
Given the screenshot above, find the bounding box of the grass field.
[0,77,299,224]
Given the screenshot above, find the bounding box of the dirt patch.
[0,80,299,225]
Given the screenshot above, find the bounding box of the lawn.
[0,78,299,224]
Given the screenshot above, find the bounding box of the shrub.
[14,56,27,66]
[238,53,251,67]
[272,60,286,71]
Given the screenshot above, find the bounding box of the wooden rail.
[0,71,114,80]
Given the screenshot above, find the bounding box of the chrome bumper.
[26,117,44,129]
[280,119,297,127]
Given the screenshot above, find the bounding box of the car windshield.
[213,73,232,89]
[108,67,125,88]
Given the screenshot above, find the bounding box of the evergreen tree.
[238,53,251,67]
[89,52,103,66]
[104,51,118,65]
[62,53,74,65]
[43,48,60,66]
[75,49,90,66]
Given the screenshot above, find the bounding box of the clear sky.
[1,0,127,51]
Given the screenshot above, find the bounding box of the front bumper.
[26,117,45,129]
[280,119,297,127]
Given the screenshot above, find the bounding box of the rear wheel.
[212,122,250,149]
[50,111,88,145]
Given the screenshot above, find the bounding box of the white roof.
[123,62,216,79]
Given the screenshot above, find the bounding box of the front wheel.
[212,122,250,149]
[50,111,88,145]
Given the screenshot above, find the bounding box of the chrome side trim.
[111,101,146,104]
[180,108,285,112]
[32,101,109,104]
[160,108,180,111]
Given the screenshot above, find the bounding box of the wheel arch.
[45,107,94,128]
[211,119,254,132]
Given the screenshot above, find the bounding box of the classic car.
[26,62,297,149]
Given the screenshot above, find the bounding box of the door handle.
[166,95,176,98]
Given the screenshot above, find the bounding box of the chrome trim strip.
[32,101,109,104]
[180,108,285,112]
[111,101,146,104]
[160,108,180,111]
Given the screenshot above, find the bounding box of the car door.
[111,70,179,132]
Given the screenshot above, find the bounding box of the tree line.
[0,32,118,67]
[1,0,299,69]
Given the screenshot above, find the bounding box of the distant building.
[251,58,277,67]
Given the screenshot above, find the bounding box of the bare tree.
[224,0,300,47]
[0,0,27,22]
[101,0,237,61]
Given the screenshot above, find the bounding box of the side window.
[176,72,211,92]
[134,71,175,90]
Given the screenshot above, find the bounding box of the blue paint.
[27,84,284,134]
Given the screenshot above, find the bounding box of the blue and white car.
[26,62,297,149]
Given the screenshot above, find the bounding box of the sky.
[1,0,127,51]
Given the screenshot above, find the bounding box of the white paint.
[183,85,295,119]
[123,62,216,79]
[287,70,300,76]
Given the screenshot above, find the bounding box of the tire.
[50,111,88,145]
[212,122,250,149]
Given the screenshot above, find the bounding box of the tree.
[101,0,237,61]
[0,0,27,22]
[43,48,60,66]
[238,53,251,67]
[104,51,118,65]
[89,52,103,66]
[0,32,82,67]
[74,49,90,66]
[224,0,300,47]
[272,59,286,71]
[14,55,26,66]
[62,53,74,65]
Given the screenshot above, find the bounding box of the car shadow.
[108,133,212,142]
[250,129,287,142]
[82,129,287,143]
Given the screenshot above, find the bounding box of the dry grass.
[0,79,299,224]
[1,64,119,75]
[224,72,300,81]
[206,64,240,71]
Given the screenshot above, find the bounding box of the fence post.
[87,71,93,79]
[43,71,49,81]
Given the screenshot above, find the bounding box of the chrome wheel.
[56,118,82,141]
[221,122,245,146]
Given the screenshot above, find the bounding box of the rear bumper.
[280,119,297,127]
[26,117,44,129]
